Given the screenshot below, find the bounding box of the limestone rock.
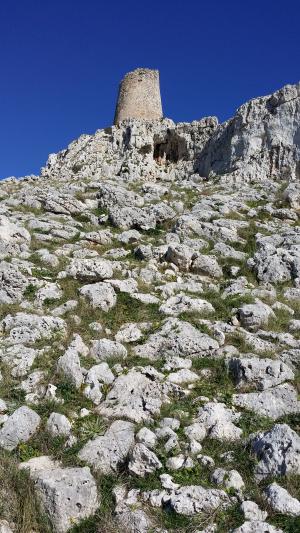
[197,82,300,182]
[128,443,162,477]
[197,402,242,441]
[265,482,300,516]
[229,357,294,390]
[237,300,275,332]
[251,424,300,480]
[66,258,113,281]
[232,383,300,420]
[78,419,135,474]
[46,413,72,437]
[168,485,231,516]
[79,281,116,311]
[211,468,245,491]
[0,215,31,258]
[21,458,98,533]
[97,367,172,422]
[91,338,127,361]
[133,318,219,360]
[0,313,66,346]
[0,406,40,450]
[0,344,38,377]
[159,294,214,316]
[0,261,28,304]
[191,254,223,278]
[240,501,268,521]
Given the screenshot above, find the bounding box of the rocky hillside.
[0,82,299,533]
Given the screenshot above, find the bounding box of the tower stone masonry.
[114,68,163,124]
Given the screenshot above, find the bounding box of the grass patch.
[23,283,38,301]
[199,290,255,322]
[99,292,163,335]
[0,451,51,532]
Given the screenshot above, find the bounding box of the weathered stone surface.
[128,443,162,477]
[160,294,214,316]
[78,420,135,474]
[46,412,72,437]
[196,402,242,441]
[57,344,83,388]
[0,344,38,376]
[251,424,300,480]
[197,82,300,182]
[191,254,223,278]
[0,261,28,304]
[249,230,300,284]
[0,215,31,258]
[265,482,300,516]
[240,501,268,522]
[97,367,172,422]
[229,357,294,390]
[0,406,40,450]
[211,468,245,491]
[237,300,275,331]
[66,258,113,281]
[0,313,66,346]
[232,383,300,419]
[114,484,155,533]
[79,281,116,311]
[168,485,231,516]
[21,457,98,533]
[133,318,219,360]
[91,338,127,361]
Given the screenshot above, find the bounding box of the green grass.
[197,289,255,322]
[0,451,52,533]
[0,363,26,411]
[98,292,163,335]
[23,283,38,301]
[270,515,300,532]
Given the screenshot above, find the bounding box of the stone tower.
[114,68,163,124]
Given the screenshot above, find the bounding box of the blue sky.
[0,0,299,179]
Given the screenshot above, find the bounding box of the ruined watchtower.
[114,68,163,124]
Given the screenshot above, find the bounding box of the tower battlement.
[114,68,163,124]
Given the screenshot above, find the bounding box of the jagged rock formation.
[0,79,300,532]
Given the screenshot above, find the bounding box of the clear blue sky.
[0,0,299,179]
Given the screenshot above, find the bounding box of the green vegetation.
[0,451,52,533]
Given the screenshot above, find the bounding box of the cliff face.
[40,82,300,186]
[0,82,300,533]
[196,82,300,182]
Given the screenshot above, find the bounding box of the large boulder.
[232,383,300,420]
[251,424,300,480]
[78,420,135,474]
[133,318,219,360]
[20,457,98,533]
[97,366,173,423]
[66,258,113,281]
[0,261,28,304]
[229,357,294,390]
[168,485,231,516]
[0,406,40,450]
